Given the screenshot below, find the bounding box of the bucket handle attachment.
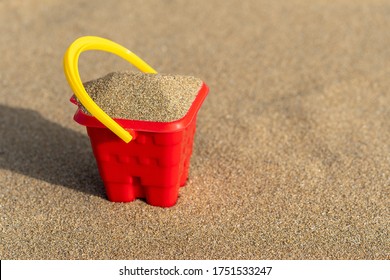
[63,36,157,143]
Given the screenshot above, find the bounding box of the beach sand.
[0,0,389,259]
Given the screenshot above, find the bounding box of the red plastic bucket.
[64,36,209,207]
[71,83,209,207]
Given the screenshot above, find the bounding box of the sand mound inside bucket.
[77,71,203,122]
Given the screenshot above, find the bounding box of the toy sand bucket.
[64,36,208,207]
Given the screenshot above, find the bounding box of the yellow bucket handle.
[63,36,157,143]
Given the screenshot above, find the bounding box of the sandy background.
[0,0,389,259]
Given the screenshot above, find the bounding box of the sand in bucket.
[75,71,203,122]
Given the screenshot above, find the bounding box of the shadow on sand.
[0,104,105,198]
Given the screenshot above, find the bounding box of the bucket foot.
[145,186,179,207]
[105,183,139,202]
